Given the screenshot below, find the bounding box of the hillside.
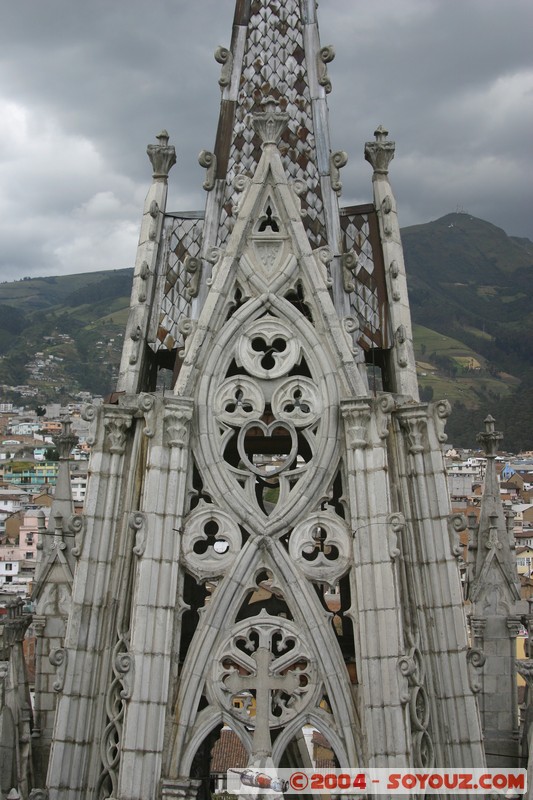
[0,269,132,395]
[402,213,533,387]
[0,213,531,448]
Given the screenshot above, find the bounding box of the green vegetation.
[0,269,131,399]
[403,213,533,449]
[0,213,531,448]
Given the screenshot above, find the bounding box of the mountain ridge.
[0,213,531,449]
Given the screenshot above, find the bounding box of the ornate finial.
[477,415,503,458]
[53,417,78,461]
[252,97,289,146]
[147,130,176,181]
[374,125,389,142]
[364,124,396,175]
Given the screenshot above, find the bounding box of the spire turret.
[467,416,523,767]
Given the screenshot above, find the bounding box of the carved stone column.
[341,397,410,766]
[470,616,487,649]
[365,126,418,399]
[46,405,135,799]
[117,131,176,394]
[393,404,485,768]
[119,396,194,800]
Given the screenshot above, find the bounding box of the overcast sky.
[0,0,531,282]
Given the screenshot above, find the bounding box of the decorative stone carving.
[389,259,401,301]
[271,376,322,427]
[448,513,466,561]
[164,400,194,448]
[253,98,289,145]
[341,400,372,449]
[81,402,98,446]
[49,648,67,692]
[330,151,348,194]
[214,376,265,425]
[469,616,486,644]
[312,246,333,287]
[128,324,142,365]
[130,512,147,558]
[289,178,306,212]
[364,125,395,176]
[236,316,300,379]
[136,392,156,438]
[398,651,417,704]
[4,598,31,646]
[394,324,408,368]
[149,199,160,241]
[177,317,197,358]
[431,399,451,445]
[53,418,78,460]
[208,611,319,758]
[387,512,404,560]
[146,130,176,180]
[476,414,503,457]
[96,634,134,797]
[183,255,202,299]
[466,647,486,694]
[104,413,132,455]
[113,636,135,701]
[69,513,86,559]
[341,316,361,356]
[238,420,297,477]
[182,503,242,581]
[400,412,427,455]
[341,251,358,293]
[214,45,233,88]
[234,174,252,194]
[317,45,335,93]
[138,260,150,302]
[376,395,395,440]
[254,240,285,275]
[198,150,217,191]
[289,511,351,587]
[397,646,434,767]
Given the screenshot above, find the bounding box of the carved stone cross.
[225,644,300,760]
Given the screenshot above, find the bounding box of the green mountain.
[402,213,533,448]
[402,213,533,382]
[0,213,531,449]
[0,269,133,395]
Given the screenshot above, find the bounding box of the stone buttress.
[39,2,485,799]
[466,416,523,767]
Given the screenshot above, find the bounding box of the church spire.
[204,0,339,251]
[467,415,522,766]
[35,5,488,795]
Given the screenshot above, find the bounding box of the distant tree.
[35,405,46,417]
[44,447,60,461]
